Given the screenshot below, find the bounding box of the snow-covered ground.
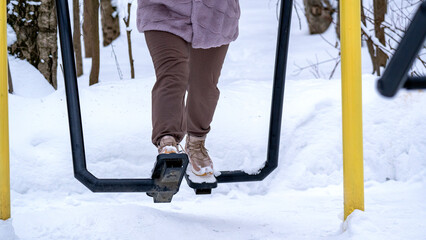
[2,0,426,239]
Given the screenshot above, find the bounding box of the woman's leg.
[185,44,229,176]
[145,31,190,145]
[186,44,229,137]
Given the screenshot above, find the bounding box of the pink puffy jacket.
[137,0,240,49]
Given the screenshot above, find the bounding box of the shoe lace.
[177,143,185,153]
[188,140,208,156]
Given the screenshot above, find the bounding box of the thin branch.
[293,0,303,30]
[293,56,340,76]
[328,55,341,79]
[111,44,123,80]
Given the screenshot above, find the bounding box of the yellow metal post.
[0,0,11,220]
[340,0,364,220]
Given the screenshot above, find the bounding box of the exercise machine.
[55,0,293,202]
[377,1,426,97]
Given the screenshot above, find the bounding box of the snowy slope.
[2,0,426,239]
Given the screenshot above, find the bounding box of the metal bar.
[0,0,11,220]
[8,59,13,94]
[404,77,426,89]
[341,0,365,220]
[57,0,289,189]
[216,0,292,183]
[377,1,426,97]
[56,0,156,192]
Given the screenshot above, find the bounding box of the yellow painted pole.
[0,0,11,220]
[340,0,364,220]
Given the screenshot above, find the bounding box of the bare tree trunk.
[373,0,388,76]
[88,0,100,86]
[73,0,83,76]
[100,0,120,46]
[7,0,58,89]
[361,0,389,76]
[336,0,340,40]
[123,3,135,79]
[83,0,92,58]
[8,60,13,94]
[39,0,58,89]
[303,0,335,34]
[361,1,377,73]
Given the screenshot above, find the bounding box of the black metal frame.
[377,1,426,98]
[56,0,293,192]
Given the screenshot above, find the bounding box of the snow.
[26,1,42,6]
[2,0,426,239]
[6,24,16,47]
[8,58,55,98]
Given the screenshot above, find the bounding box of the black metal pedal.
[185,166,217,195]
[147,153,189,203]
[194,188,212,195]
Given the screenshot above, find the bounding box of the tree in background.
[83,0,100,85]
[303,0,335,34]
[361,0,388,76]
[82,0,121,85]
[101,0,120,46]
[73,0,83,77]
[361,0,425,76]
[123,1,135,79]
[82,2,92,59]
[7,0,58,89]
[298,0,424,77]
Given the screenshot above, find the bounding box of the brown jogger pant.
[145,31,229,145]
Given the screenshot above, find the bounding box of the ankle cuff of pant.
[154,134,183,146]
[187,134,206,140]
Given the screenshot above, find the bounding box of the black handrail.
[56,0,292,191]
[377,1,426,98]
[56,0,156,192]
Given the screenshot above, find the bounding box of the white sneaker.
[157,135,178,154]
[185,135,214,176]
